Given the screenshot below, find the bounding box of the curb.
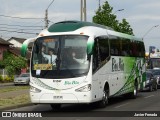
[0,103,34,111]
[0,82,14,87]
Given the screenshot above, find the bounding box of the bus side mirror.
[21,44,27,57]
[21,38,36,57]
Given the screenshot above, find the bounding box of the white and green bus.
[21,21,146,109]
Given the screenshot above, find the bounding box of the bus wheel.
[98,89,109,108]
[149,85,153,92]
[50,104,61,111]
[129,81,138,99]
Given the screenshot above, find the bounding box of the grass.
[0,94,31,109]
[0,85,31,109]
[0,86,30,93]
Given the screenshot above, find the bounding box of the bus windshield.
[31,35,90,79]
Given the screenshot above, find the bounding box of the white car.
[14,73,30,85]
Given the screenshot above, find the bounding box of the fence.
[0,69,8,79]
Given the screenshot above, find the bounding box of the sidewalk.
[0,82,14,87]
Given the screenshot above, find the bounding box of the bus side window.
[98,37,109,61]
[93,36,110,73]
[93,39,99,72]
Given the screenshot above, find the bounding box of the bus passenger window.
[93,36,110,73]
[98,37,109,62]
[93,39,99,72]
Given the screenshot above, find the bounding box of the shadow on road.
[43,94,143,112]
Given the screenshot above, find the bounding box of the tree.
[118,19,134,35]
[0,51,27,76]
[93,1,117,28]
[93,1,134,35]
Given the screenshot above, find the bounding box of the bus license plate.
[53,96,63,99]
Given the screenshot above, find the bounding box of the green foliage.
[93,1,134,35]
[1,51,27,76]
[93,1,116,28]
[0,75,14,83]
[4,75,14,82]
[118,19,134,35]
[0,75,3,82]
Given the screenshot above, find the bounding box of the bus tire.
[50,104,61,111]
[129,80,138,99]
[98,87,109,108]
[149,85,153,92]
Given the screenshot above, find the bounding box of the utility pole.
[80,0,83,21]
[80,0,87,21]
[45,0,55,28]
[84,0,86,21]
[113,9,124,14]
[99,0,101,9]
[142,25,159,40]
[45,9,49,28]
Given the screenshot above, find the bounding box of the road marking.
[114,103,130,108]
[144,95,155,99]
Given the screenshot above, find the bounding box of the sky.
[0,0,160,51]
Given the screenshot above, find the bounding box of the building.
[8,37,33,51]
[0,38,12,60]
[0,37,33,74]
[7,37,25,48]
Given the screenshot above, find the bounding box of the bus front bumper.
[30,92,93,104]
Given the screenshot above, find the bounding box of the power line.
[47,0,55,10]
[0,23,43,28]
[0,26,42,31]
[0,14,43,20]
[0,29,38,34]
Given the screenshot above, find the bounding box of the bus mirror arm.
[21,37,36,57]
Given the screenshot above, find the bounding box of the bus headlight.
[30,86,41,93]
[75,84,91,92]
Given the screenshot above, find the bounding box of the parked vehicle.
[14,73,30,85]
[152,69,160,88]
[143,71,158,91]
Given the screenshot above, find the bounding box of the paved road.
[6,89,160,119]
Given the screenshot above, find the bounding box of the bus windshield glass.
[31,35,90,79]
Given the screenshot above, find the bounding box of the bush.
[4,75,14,82]
[0,75,3,82]
[0,75,14,83]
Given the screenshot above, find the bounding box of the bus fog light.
[75,84,91,92]
[30,86,41,93]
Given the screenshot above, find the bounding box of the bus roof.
[48,20,113,32]
[47,20,142,42]
[107,30,142,41]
